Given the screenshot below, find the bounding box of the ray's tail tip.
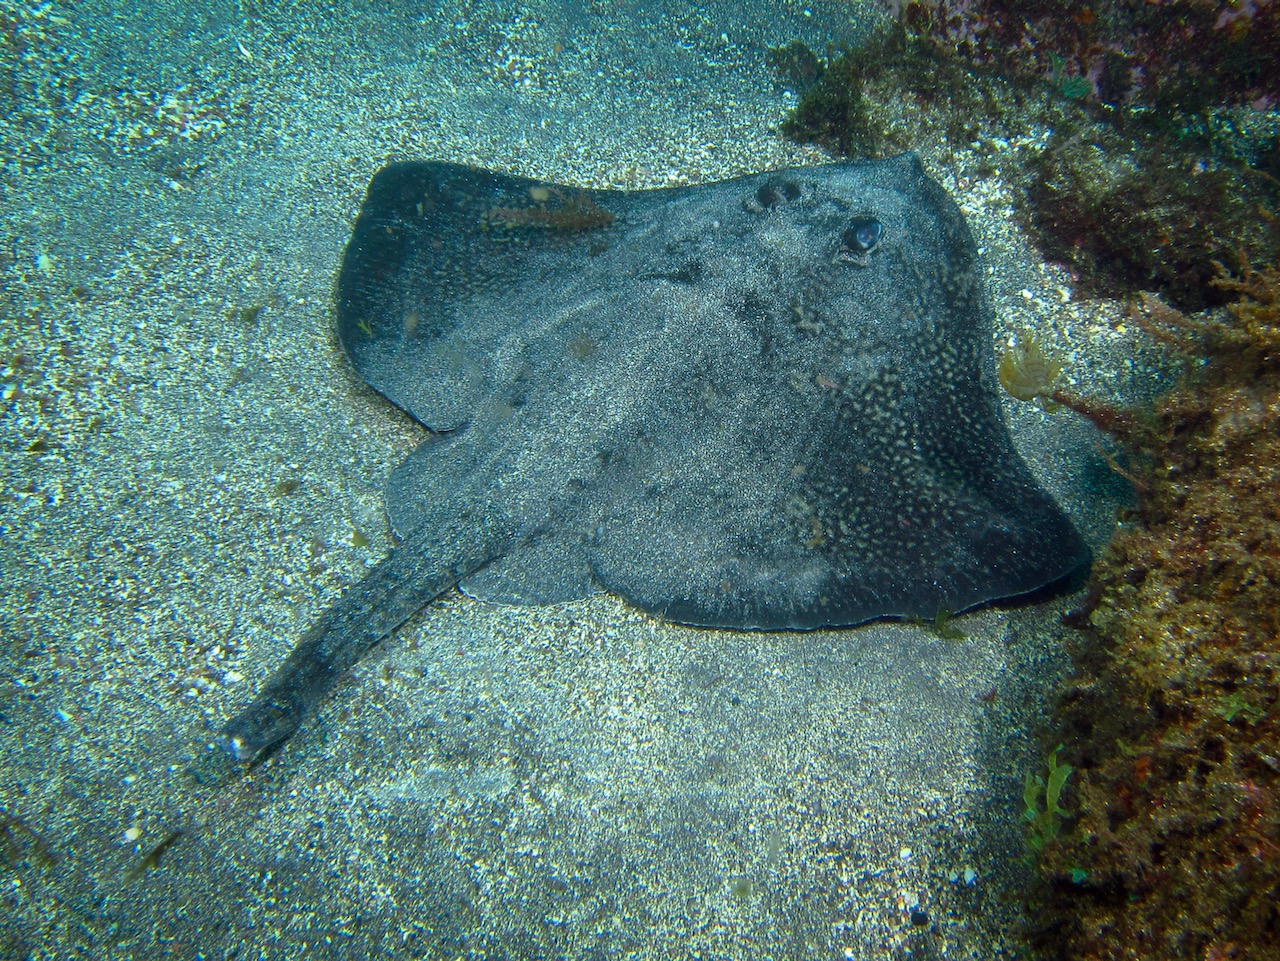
[218,699,300,764]
[218,730,260,763]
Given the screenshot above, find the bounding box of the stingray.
[220,154,1088,762]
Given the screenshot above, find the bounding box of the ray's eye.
[842,218,884,254]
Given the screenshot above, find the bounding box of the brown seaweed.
[485,187,614,232]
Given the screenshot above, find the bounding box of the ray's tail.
[219,513,510,764]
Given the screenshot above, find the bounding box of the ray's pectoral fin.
[219,513,512,764]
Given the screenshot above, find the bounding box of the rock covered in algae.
[1026,263,1280,961]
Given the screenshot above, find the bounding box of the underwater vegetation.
[1004,263,1280,960]
[765,40,825,94]
[1023,745,1075,857]
[483,187,615,232]
[1025,121,1280,311]
[779,26,990,160]
[998,328,1064,406]
[778,3,1280,311]
[884,0,1280,112]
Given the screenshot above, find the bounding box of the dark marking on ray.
[220,155,1088,763]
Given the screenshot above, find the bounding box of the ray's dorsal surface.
[220,155,1088,763]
